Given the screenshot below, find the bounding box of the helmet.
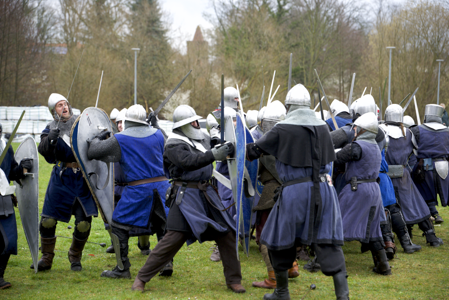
[110,108,119,120]
[257,106,266,124]
[246,110,258,129]
[285,84,310,107]
[354,112,378,134]
[424,104,444,119]
[402,115,415,127]
[221,87,240,110]
[385,104,403,123]
[330,99,349,116]
[116,108,127,123]
[261,100,286,133]
[206,113,219,131]
[48,93,68,110]
[125,104,148,126]
[172,105,203,140]
[352,94,376,118]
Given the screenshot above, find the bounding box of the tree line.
[0,0,448,121]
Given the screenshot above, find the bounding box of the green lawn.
[3,143,449,299]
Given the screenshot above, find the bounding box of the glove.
[211,142,234,161]
[94,130,111,141]
[147,112,159,128]
[20,158,33,172]
[47,128,60,144]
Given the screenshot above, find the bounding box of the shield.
[241,127,257,254]
[435,160,448,180]
[225,114,245,258]
[71,108,123,269]
[13,136,39,272]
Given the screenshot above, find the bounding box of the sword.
[67,48,84,101]
[314,69,339,129]
[268,70,276,102]
[348,73,356,108]
[414,95,421,125]
[221,74,225,143]
[288,53,292,91]
[0,110,25,167]
[95,70,104,108]
[318,90,325,120]
[313,96,325,111]
[379,87,382,119]
[267,85,280,106]
[259,86,265,110]
[153,70,192,116]
[361,87,367,97]
[402,87,419,113]
[399,92,411,106]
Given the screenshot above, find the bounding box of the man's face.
[117,121,123,132]
[55,100,69,118]
[190,121,200,129]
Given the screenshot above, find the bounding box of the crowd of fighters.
[1,83,448,300]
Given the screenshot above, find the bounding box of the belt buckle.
[73,167,80,174]
[320,176,326,183]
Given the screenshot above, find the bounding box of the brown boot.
[288,261,299,278]
[34,237,56,271]
[68,237,87,271]
[252,270,276,289]
[131,276,145,292]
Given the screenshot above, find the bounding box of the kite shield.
[14,136,39,273]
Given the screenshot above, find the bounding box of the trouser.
[137,230,242,285]
[40,200,92,240]
[269,243,346,276]
[255,209,273,272]
[0,254,10,277]
[426,200,439,216]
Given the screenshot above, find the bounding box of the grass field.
[2,143,449,299]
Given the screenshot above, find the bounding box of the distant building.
[186,26,208,66]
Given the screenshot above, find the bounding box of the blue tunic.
[338,141,383,243]
[114,131,170,228]
[326,116,352,131]
[260,162,344,250]
[41,138,97,222]
[414,125,449,206]
[385,129,430,224]
[379,150,396,207]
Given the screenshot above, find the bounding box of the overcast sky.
[160,0,215,51]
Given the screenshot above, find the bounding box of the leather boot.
[419,219,444,247]
[380,223,396,260]
[288,261,299,278]
[263,270,290,300]
[159,260,173,277]
[397,231,421,253]
[333,271,349,300]
[131,276,145,292]
[0,254,11,290]
[68,236,87,271]
[252,270,276,289]
[422,229,444,247]
[390,208,420,253]
[35,237,56,271]
[371,249,392,275]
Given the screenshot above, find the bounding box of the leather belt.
[128,176,168,186]
[172,180,202,189]
[172,180,231,211]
